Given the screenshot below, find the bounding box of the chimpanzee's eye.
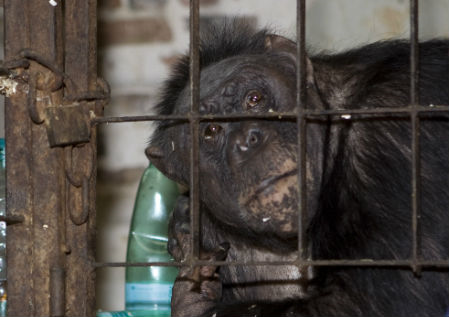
[245,90,263,109]
[204,124,222,140]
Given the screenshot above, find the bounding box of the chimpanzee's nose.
[232,127,265,154]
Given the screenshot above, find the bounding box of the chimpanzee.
[146,22,449,317]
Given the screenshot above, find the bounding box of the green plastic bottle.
[97,310,161,317]
[125,163,179,316]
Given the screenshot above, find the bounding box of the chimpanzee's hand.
[168,195,229,317]
[168,195,192,262]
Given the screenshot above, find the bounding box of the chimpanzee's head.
[147,24,325,240]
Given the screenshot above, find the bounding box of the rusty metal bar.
[63,0,99,315]
[28,3,65,312]
[296,0,308,264]
[0,214,25,225]
[4,1,100,316]
[410,0,422,276]
[189,0,201,262]
[4,1,33,315]
[90,105,449,125]
[410,0,419,107]
[5,1,65,316]
[94,259,449,269]
[50,267,65,317]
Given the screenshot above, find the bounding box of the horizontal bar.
[94,261,183,268]
[0,214,25,225]
[91,105,449,125]
[304,105,449,116]
[94,259,449,269]
[91,114,190,125]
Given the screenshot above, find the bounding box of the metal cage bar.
[4,1,100,316]
[296,0,308,265]
[91,104,449,126]
[189,0,201,262]
[410,0,422,275]
[95,259,449,269]
[94,0,449,274]
[2,1,447,316]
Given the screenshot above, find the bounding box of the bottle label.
[125,283,173,304]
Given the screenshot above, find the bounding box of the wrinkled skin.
[149,35,321,316]
[147,25,449,317]
[159,53,303,236]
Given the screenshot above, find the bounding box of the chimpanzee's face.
[151,53,301,238]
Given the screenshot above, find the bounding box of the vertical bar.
[50,267,65,317]
[64,1,99,315]
[189,0,201,261]
[410,0,419,106]
[4,1,32,315]
[4,0,64,316]
[296,0,308,262]
[5,1,65,316]
[410,0,421,275]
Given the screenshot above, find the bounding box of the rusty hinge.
[0,49,110,147]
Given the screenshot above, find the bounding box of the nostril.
[249,134,258,145]
[232,129,264,154]
[247,130,261,147]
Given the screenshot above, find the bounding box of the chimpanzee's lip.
[244,169,298,206]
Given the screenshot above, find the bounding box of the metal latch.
[0,49,109,148]
[45,102,94,147]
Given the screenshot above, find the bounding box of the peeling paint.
[0,76,18,97]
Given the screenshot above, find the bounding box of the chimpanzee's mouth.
[244,169,298,206]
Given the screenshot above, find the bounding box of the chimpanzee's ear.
[265,34,315,87]
[264,34,297,56]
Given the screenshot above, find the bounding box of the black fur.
[154,22,269,117]
[148,23,449,317]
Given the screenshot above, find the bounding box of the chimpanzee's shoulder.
[312,38,449,68]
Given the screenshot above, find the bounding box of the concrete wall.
[11,0,442,312]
